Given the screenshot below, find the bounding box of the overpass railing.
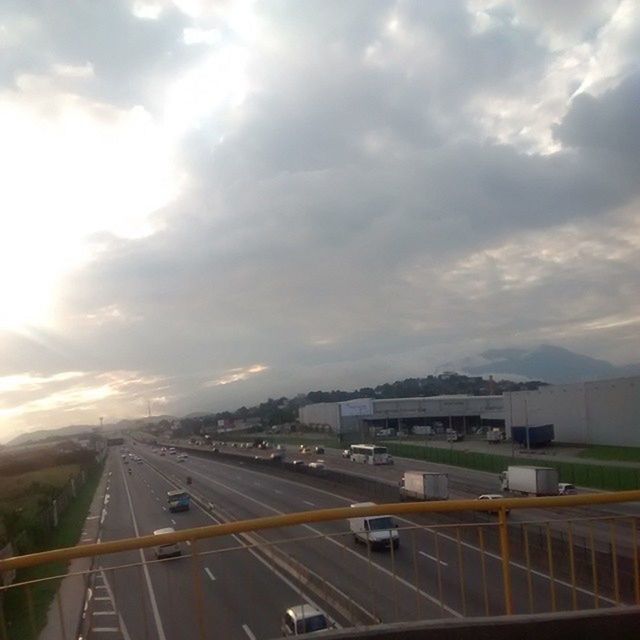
[1,492,639,639]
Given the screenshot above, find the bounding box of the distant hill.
[439,344,640,384]
[6,415,177,447]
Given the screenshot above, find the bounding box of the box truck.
[399,471,449,501]
[499,466,558,496]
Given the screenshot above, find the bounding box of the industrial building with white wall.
[299,395,505,440]
[504,375,640,447]
[299,374,640,447]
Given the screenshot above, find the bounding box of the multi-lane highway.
[83,441,631,640]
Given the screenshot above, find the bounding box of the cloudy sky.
[1,0,639,440]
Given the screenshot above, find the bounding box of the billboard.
[340,398,374,417]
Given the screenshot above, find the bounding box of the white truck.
[399,471,449,501]
[349,502,399,551]
[500,466,559,496]
[412,425,434,436]
[486,428,504,443]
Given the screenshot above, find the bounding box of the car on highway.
[177,453,188,462]
[314,446,325,454]
[342,449,351,459]
[477,494,511,514]
[291,459,305,466]
[281,604,331,636]
[154,527,182,559]
[308,460,325,469]
[558,483,578,495]
[300,446,313,455]
[270,452,284,461]
[168,447,177,455]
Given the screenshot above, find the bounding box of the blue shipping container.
[511,424,554,447]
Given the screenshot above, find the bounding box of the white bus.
[349,444,393,465]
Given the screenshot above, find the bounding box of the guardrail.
[1,492,639,639]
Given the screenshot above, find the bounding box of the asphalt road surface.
[85,441,633,640]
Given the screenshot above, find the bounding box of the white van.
[153,527,181,559]
[349,502,399,551]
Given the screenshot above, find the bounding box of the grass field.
[2,461,103,640]
[578,445,640,463]
[0,464,81,518]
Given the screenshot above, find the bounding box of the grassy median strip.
[2,461,103,640]
[578,445,640,463]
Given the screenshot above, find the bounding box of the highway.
[208,441,640,552]
[82,441,632,640]
[92,451,337,640]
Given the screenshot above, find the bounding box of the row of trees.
[148,373,544,438]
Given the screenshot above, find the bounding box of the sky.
[0,0,639,441]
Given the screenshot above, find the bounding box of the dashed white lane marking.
[419,551,449,566]
[186,540,191,546]
[92,627,120,632]
[94,585,108,590]
[93,611,117,616]
[87,515,100,520]
[204,567,216,581]
[242,624,257,640]
[161,506,167,511]
[171,519,176,525]
[94,597,111,601]
[274,489,283,494]
[302,500,315,507]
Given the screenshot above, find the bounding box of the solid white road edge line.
[119,464,168,640]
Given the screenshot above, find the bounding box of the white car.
[154,528,181,559]
[558,483,578,495]
[308,460,325,470]
[281,605,331,636]
[477,494,511,515]
[177,453,188,462]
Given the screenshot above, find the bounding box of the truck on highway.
[499,466,559,496]
[167,490,191,512]
[399,471,449,501]
[349,502,399,550]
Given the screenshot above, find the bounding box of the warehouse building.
[299,395,504,439]
[504,375,640,446]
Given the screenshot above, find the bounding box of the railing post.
[498,507,513,615]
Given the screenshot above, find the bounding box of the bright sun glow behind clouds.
[0,74,181,330]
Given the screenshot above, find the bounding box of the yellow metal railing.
[1,492,639,640]
[3,491,640,572]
